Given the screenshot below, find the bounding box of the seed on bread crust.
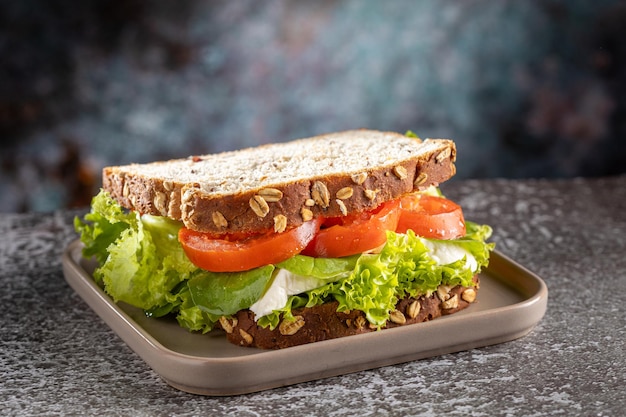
[259,188,283,202]
[273,214,287,233]
[279,315,305,335]
[153,191,167,215]
[351,172,368,185]
[239,329,253,345]
[414,172,428,187]
[305,198,315,207]
[406,300,421,319]
[300,207,313,221]
[219,316,237,334]
[436,147,452,164]
[301,207,313,221]
[437,284,452,301]
[250,195,270,217]
[311,181,330,208]
[389,309,407,324]
[336,187,354,200]
[462,288,477,303]
[393,165,408,180]
[212,211,228,228]
[355,316,367,330]
[336,199,348,216]
[442,294,459,310]
[364,189,378,201]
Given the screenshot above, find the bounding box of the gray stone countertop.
[2,177,625,416]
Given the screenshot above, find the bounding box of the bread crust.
[220,279,478,349]
[102,130,457,233]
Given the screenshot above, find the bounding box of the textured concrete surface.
[1,176,625,416]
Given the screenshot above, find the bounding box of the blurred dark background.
[1,0,625,212]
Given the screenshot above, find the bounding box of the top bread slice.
[102,129,457,234]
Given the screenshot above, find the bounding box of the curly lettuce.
[75,191,196,310]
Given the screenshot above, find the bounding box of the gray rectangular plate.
[62,239,547,396]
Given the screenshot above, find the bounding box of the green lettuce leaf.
[277,254,359,278]
[74,191,132,266]
[172,284,222,333]
[188,265,275,316]
[334,253,398,326]
[385,225,493,301]
[75,190,196,311]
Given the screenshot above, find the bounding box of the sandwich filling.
[75,187,493,333]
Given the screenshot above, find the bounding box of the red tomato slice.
[179,218,322,272]
[301,200,401,258]
[396,194,465,239]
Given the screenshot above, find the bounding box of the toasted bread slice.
[102,129,456,233]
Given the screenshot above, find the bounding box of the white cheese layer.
[249,269,326,319]
[420,239,478,273]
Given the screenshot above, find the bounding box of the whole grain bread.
[102,129,457,234]
[220,279,479,349]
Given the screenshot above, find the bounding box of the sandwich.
[75,129,494,349]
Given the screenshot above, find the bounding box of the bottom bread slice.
[219,278,479,349]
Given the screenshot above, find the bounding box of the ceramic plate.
[62,240,547,396]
